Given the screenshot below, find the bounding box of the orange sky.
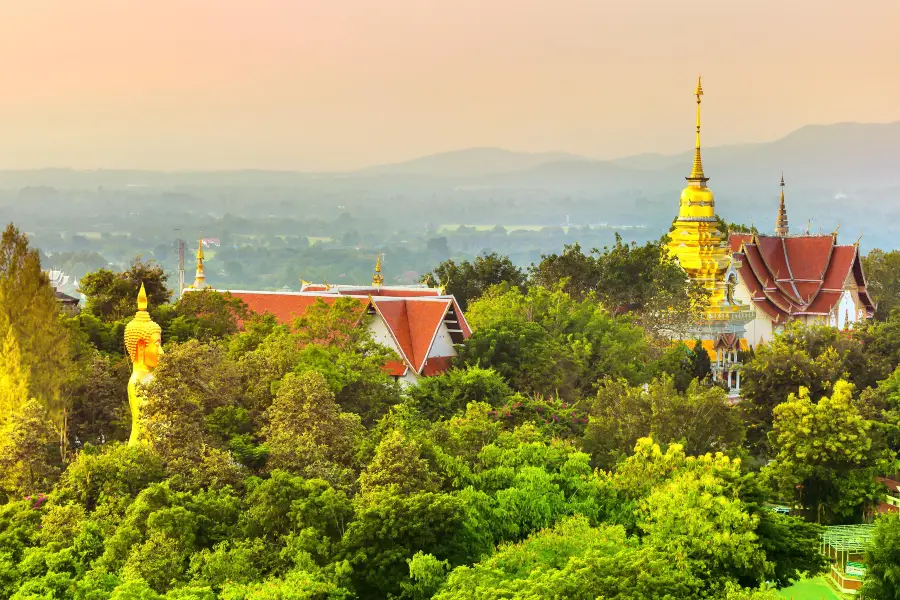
[1,0,898,171]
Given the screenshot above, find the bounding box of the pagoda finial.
[188,235,209,290]
[686,76,708,185]
[833,221,841,239]
[775,173,789,237]
[372,253,384,287]
[137,282,148,311]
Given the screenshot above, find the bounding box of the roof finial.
[775,173,789,237]
[832,221,841,239]
[686,76,708,185]
[137,282,148,311]
[372,253,384,287]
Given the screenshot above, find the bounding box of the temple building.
[728,179,876,345]
[667,78,754,393]
[667,79,875,391]
[184,256,470,384]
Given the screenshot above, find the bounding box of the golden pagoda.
[667,77,732,315]
[187,237,209,290]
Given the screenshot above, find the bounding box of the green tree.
[0,326,29,419]
[764,381,894,523]
[261,372,363,489]
[583,377,744,469]
[423,252,526,311]
[690,339,712,381]
[530,236,707,340]
[66,354,131,449]
[460,285,650,398]
[79,257,171,322]
[0,224,71,438]
[142,341,246,489]
[338,490,473,598]
[528,242,601,300]
[158,290,249,344]
[861,512,900,600]
[740,323,886,451]
[359,430,438,498]
[863,248,900,320]
[435,515,702,600]
[638,464,769,589]
[407,367,514,422]
[0,399,60,499]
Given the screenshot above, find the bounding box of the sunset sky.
[1,0,898,171]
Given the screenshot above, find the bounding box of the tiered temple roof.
[730,233,875,323]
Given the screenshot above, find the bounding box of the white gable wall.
[428,322,457,358]
[367,315,402,357]
[366,315,419,386]
[731,277,775,347]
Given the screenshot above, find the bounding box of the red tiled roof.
[783,236,835,281]
[730,233,753,253]
[422,356,454,376]
[823,246,856,290]
[227,292,368,327]
[382,360,409,377]
[729,234,875,322]
[224,290,469,377]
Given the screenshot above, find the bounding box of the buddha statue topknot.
[124,283,163,445]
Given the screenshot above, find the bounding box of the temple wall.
[429,325,457,358]
[368,316,400,354]
[732,279,774,347]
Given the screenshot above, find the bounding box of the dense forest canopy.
[4,221,900,599]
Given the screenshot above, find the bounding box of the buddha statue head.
[124,283,163,370]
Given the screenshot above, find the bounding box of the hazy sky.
[1,0,899,171]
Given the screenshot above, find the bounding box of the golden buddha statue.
[124,283,163,445]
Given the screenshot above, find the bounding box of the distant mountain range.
[1,121,898,193]
[360,121,900,191]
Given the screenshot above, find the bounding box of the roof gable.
[373,297,451,373]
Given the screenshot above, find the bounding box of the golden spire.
[372,253,385,287]
[687,76,708,184]
[775,173,789,237]
[189,236,209,289]
[137,282,148,311]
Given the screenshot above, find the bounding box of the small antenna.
[175,228,185,298]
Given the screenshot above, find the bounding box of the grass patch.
[776,576,848,600]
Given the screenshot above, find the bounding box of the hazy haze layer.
[2,0,899,170]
